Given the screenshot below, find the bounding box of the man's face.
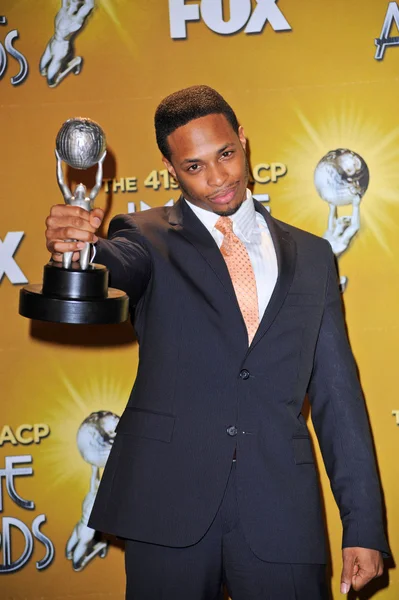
[162,113,248,216]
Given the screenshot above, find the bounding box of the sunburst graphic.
[40,364,130,495]
[99,0,136,52]
[277,103,399,254]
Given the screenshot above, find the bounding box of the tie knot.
[215,216,234,236]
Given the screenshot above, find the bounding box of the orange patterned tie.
[215,216,259,345]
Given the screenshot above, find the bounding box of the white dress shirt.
[184,190,278,319]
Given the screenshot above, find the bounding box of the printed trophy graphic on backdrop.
[19,117,129,324]
[66,410,119,571]
[40,0,95,88]
[314,149,369,291]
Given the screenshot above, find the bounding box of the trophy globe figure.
[66,410,120,571]
[56,118,106,270]
[56,117,106,170]
[314,148,369,291]
[19,117,129,324]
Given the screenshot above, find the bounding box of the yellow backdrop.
[1,1,398,598]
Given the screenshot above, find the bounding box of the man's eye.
[222,151,233,158]
[188,164,199,172]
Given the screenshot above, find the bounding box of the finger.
[376,560,384,577]
[340,555,355,594]
[352,567,376,592]
[90,207,105,229]
[52,226,97,243]
[352,558,383,590]
[49,204,91,221]
[46,214,97,234]
[51,250,80,263]
[48,240,87,254]
[51,252,63,263]
[46,231,94,254]
[46,229,97,253]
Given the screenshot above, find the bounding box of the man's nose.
[207,164,227,188]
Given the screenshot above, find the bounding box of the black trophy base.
[19,262,129,325]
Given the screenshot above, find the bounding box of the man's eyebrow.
[217,143,236,154]
[180,143,237,166]
[181,157,202,166]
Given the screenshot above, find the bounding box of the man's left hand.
[340,547,383,594]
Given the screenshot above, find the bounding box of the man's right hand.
[45,204,105,263]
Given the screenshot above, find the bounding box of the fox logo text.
[169,0,291,39]
[0,232,27,285]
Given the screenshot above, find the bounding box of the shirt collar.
[184,189,260,243]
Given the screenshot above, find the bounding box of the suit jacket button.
[227,426,238,437]
[239,369,250,380]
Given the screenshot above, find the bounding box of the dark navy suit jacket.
[89,197,389,563]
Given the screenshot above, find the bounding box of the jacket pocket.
[116,407,175,443]
[292,435,314,464]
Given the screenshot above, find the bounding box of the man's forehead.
[167,114,236,157]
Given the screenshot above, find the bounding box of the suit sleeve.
[94,214,151,306]
[307,242,390,556]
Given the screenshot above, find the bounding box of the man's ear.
[238,126,247,151]
[162,156,177,179]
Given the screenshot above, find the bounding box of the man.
[45,86,389,599]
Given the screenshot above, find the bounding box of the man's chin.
[214,201,244,217]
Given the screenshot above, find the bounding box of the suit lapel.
[248,201,297,352]
[168,197,297,351]
[168,198,245,320]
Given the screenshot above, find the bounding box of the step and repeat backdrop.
[1,1,398,598]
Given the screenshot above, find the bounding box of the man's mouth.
[208,184,238,205]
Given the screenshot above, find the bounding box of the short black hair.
[155,85,239,161]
